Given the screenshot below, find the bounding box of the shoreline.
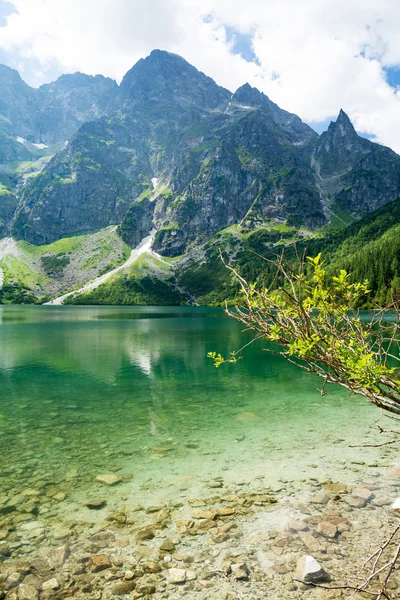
[1,460,400,599]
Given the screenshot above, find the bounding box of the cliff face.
[1,51,400,256]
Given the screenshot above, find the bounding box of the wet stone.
[48,544,70,569]
[316,521,338,539]
[310,494,330,505]
[6,572,23,590]
[85,499,107,510]
[324,482,348,495]
[145,504,165,513]
[22,576,42,591]
[159,541,175,552]
[352,487,373,501]
[95,474,122,486]
[110,580,136,595]
[42,579,60,591]
[345,496,367,508]
[136,528,155,541]
[208,481,223,489]
[0,504,17,515]
[191,509,215,520]
[17,584,38,600]
[90,555,112,572]
[230,562,250,580]
[52,526,70,540]
[166,568,187,584]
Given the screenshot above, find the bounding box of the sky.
[1,0,400,150]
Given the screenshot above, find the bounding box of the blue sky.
[1,0,400,150]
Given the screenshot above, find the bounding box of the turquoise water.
[0,306,389,514]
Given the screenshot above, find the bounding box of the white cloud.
[1,0,400,151]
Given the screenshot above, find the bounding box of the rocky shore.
[1,461,400,600]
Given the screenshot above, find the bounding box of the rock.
[323,483,348,495]
[212,531,230,543]
[20,521,43,532]
[22,577,41,591]
[90,555,112,572]
[344,496,366,508]
[298,531,320,552]
[6,573,23,590]
[316,521,338,539]
[110,581,136,595]
[159,541,175,552]
[296,555,330,584]
[353,486,373,501]
[107,511,127,524]
[136,527,154,541]
[166,568,187,584]
[216,508,236,517]
[86,499,107,509]
[230,563,250,580]
[186,570,197,581]
[191,509,215,520]
[135,581,156,595]
[208,481,223,489]
[124,570,135,580]
[372,497,392,507]
[17,584,38,600]
[142,562,161,574]
[310,494,330,505]
[48,545,70,569]
[65,468,78,479]
[273,532,293,547]
[42,579,60,591]
[146,504,165,513]
[53,492,66,502]
[0,504,17,515]
[52,526,71,540]
[95,474,122,486]
[391,498,400,513]
[287,520,308,532]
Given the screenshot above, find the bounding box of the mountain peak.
[120,50,230,110]
[329,109,357,137]
[0,62,26,86]
[232,82,316,141]
[233,83,263,104]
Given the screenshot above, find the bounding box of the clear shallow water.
[0,306,391,516]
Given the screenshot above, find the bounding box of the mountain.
[1,50,400,304]
[313,108,400,218]
[120,49,230,109]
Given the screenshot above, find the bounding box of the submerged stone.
[85,499,107,509]
[231,562,250,580]
[166,568,186,584]
[95,474,122,486]
[90,554,112,572]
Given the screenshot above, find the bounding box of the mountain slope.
[9,51,400,258]
[1,50,400,304]
[176,198,400,306]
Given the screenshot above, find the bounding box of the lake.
[0,306,388,511]
[1,306,399,598]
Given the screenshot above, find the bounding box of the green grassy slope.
[64,253,186,306]
[0,227,131,304]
